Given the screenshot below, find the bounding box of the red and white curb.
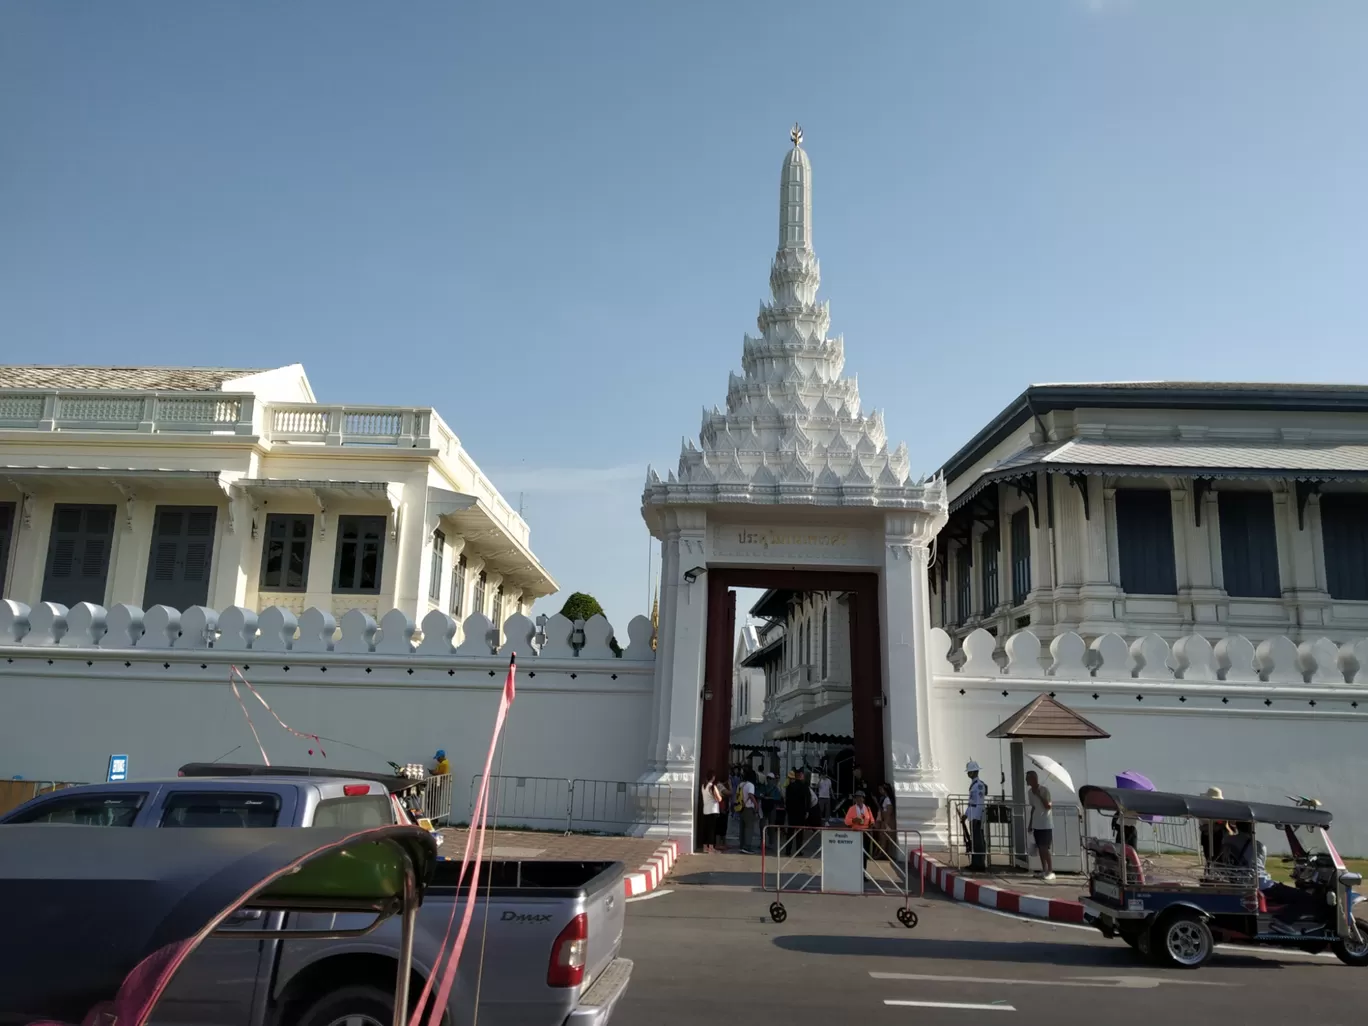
[624,839,680,898]
[910,850,1085,923]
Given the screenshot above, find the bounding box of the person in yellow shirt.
[432,749,450,776]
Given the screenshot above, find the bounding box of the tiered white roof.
[644,127,945,510]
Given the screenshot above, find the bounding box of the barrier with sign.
[760,825,924,928]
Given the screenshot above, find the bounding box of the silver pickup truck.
[1,770,631,1026]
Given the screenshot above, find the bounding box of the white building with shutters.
[933,382,1368,646]
[0,364,556,633]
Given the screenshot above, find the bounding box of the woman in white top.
[700,772,723,853]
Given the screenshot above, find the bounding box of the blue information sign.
[107,754,129,782]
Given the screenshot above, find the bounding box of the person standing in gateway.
[1026,770,1055,881]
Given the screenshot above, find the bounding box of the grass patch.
[1268,856,1368,885]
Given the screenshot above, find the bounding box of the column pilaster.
[883,511,947,840]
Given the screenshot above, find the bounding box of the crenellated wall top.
[0,599,656,662]
[930,626,1368,687]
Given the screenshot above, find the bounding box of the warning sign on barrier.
[821,829,864,893]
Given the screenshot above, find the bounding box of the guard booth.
[986,694,1110,874]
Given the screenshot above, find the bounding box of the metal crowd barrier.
[759,825,924,926]
[470,775,574,832]
[569,778,675,833]
[946,795,1083,872]
[464,775,677,834]
[415,772,454,825]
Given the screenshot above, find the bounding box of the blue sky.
[4,2,1368,629]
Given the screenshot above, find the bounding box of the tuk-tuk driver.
[1222,822,1317,920]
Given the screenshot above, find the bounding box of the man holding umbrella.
[1026,770,1055,881]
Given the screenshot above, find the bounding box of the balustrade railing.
[264,403,432,447]
[0,390,253,434]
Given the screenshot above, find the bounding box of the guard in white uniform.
[965,760,989,871]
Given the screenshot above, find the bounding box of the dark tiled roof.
[0,366,267,391]
[987,693,1111,740]
[940,381,1368,483]
[1032,380,1368,393]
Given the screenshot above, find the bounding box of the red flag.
[504,654,517,704]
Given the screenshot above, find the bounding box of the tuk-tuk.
[1078,785,1367,969]
[0,823,436,1026]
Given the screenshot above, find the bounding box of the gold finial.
[790,123,803,147]
[650,574,660,651]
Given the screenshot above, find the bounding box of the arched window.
[821,607,828,680]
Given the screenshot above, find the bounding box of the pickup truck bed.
[1,775,631,1026]
[271,859,629,1026]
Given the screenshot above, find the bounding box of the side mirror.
[1339,871,1363,887]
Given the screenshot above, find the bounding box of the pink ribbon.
[228,665,327,763]
[409,656,516,1026]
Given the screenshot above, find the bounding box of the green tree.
[559,592,605,621]
[558,592,622,656]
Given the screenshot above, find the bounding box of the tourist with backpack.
[737,768,761,853]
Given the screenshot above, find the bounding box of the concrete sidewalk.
[913,850,1087,921]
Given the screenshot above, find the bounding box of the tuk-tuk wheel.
[1157,911,1213,969]
[769,901,787,923]
[897,906,918,928]
[1333,923,1368,966]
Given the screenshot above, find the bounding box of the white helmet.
[966,760,981,774]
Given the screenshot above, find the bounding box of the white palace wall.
[0,600,656,807]
[931,627,1368,855]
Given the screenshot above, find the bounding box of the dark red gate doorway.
[700,567,886,821]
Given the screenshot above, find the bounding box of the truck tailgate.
[272,860,628,1026]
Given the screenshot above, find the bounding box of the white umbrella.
[1026,753,1075,795]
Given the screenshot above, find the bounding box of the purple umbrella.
[1116,770,1155,792]
[1115,770,1158,822]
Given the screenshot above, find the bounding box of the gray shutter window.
[1116,489,1178,595]
[333,515,386,594]
[1218,492,1281,599]
[955,546,972,623]
[1321,494,1368,600]
[1010,509,1032,606]
[42,504,116,607]
[980,528,1000,614]
[0,502,13,598]
[143,505,218,611]
[260,513,313,591]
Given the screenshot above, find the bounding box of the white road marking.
[870,972,1232,989]
[958,901,1336,957]
[884,1000,1016,1011]
[625,888,674,903]
[959,902,1097,931]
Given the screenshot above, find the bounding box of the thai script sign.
[711,524,878,564]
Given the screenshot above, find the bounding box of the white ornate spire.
[643,128,945,511]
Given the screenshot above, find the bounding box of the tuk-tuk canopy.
[0,824,436,1025]
[1078,785,1333,828]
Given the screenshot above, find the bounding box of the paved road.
[615,883,1363,1026]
